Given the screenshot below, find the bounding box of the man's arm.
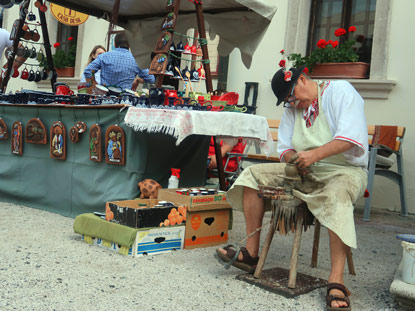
[294,140,354,169]
[137,68,155,84]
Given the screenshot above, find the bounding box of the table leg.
[311,219,321,268]
[213,136,226,191]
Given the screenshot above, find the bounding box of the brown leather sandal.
[215,245,259,273]
[326,283,351,311]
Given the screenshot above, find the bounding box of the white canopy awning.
[47,0,277,68]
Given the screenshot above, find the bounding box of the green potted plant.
[281,26,369,79]
[40,37,76,77]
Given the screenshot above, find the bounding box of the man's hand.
[295,150,319,169]
[132,77,144,91]
[208,155,217,169]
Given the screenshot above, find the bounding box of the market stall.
[0,0,277,216]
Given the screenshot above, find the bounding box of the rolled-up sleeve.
[326,81,368,157]
[83,57,102,79]
[138,68,155,84]
[277,107,296,162]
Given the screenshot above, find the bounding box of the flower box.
[56,67,75,77]
[309,62,369,79]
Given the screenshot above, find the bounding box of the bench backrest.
[367,125,405,152]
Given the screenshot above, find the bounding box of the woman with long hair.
[80,45,106,84]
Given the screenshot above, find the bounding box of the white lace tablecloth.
[124,107,275,156]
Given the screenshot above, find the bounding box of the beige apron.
[227,83,367,248]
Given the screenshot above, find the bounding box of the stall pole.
[194,1,213,93]
[38,0,57,90]
[1,0,31,93]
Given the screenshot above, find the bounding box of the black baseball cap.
[271,66,305,106]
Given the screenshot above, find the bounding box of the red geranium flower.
[68,37,74,41]
[303,67,309,74]
[334,28,346,37]
[284,71,292,82]
[348,26,356,32]
[331,40,339,48]
[280,49,285,54]
[317,39,327,48]
[279,59,286,67]
[53,42,61,48]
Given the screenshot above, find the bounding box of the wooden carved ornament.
[89,124,102,162]
[11,121,23,156]
[105,125,125,166]
[0,118,8,140]
[166,0,175,11]
[25,118,47,144]
[50,121,66,160]
[161,12,176,30]
[154,32,172,54]
[149,54,168,75]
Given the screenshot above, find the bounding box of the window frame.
[285,0,395,98]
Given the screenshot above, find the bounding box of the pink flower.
[280,49,285,54]
[68,37,74,41]
[53,42,61,48]
[334,28,346,37]
[348,26,356,32]
[303,67,309,74]
[279,59,286,68]
[331,40,339,48]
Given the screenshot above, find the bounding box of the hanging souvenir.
[149,54,168,75]
[154,32,172,54]
[69,121,87,143]
[0,118,8,140]
[166,0,175,11]
[50,121,66,160]
[105,125,125,166]
[69,126,79,143]
[11,121,23,156]
[161,12,176,30]
[25,118,47,144]
[89,124,102,162]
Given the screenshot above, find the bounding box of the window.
[307,0,377,63]
[56,23,78,67]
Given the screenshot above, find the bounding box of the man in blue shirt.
[83,32,155,90]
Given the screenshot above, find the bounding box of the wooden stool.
[255,189,355,289]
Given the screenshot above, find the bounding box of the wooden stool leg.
[253,213,276,279]
[288,213,304,288]
[311,219,321,268]
[346,247,356,276]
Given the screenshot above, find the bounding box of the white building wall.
[227,0,415,214]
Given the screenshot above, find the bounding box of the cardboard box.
[106,199,178,228]
[158,188,231,249]
[81,225,185,257]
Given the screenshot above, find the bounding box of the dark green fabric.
[0,104,210,217]
[73,213,138,247]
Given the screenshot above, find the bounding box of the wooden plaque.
[89,124,102,162]
[166,0,175,11]
[161,12,176,30]
[0,118,8,140]
[149,53,168,75]
[25,118,47,144]
[50,121,66,160]
[105,125,125,166]
[69,126,79,143]
[154,32,172,54]
[11,121,23,156]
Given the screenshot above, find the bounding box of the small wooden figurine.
[25,118,47,144]
[50,121,66,160]
[105,125,125,166]
[11,121,23,156]
[89,124,102,162]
